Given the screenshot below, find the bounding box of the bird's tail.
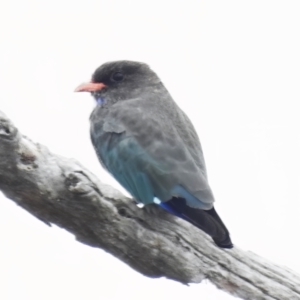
[160,197,233,248]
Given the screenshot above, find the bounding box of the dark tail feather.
[160,197,233,249]
[205,207,233,248]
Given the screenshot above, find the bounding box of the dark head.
[75,60,162,103]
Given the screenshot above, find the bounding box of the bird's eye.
[111,72,124,82]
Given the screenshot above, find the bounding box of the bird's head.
[75,60,161,105]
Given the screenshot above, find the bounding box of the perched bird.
[75,61,233,248]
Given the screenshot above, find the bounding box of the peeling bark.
[0,110,299,300]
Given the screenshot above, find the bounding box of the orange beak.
[74,82,107,92]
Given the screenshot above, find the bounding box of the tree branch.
[0,110,299,300]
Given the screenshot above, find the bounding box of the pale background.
[1,1,300,299]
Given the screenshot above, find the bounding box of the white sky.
[1,1,300,299]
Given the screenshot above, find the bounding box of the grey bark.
[0,110,299,300]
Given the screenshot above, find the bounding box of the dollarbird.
[75,60,233,248]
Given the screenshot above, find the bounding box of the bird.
[75,60,233,248]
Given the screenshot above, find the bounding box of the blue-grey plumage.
[76,60,233,248]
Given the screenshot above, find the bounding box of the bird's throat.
[96,97,106,107]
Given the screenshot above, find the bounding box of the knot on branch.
[0,112,18,141]
[65,170,97,195]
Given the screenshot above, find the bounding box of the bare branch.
[0,110,299,300]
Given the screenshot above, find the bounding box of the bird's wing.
[90,100,214,209]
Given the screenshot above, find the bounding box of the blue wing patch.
[96,133,155,205]
[171,185,211,210]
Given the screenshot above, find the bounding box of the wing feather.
[90,98,214,209]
